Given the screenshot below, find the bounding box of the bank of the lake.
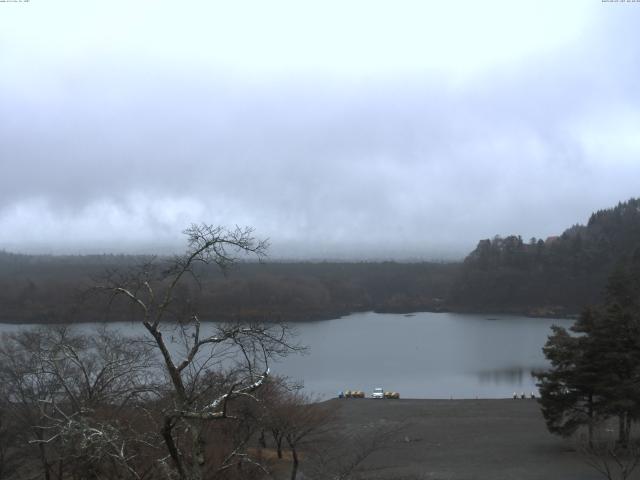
[313,398,604,480]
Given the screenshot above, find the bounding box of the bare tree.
[0,328,67,480]
[580,436,640,480]
[258,380,332,480]
[0,396,20,479]
[98,224,302,480]
[0,325,161,480]
[306,421,408,480]
[0,225,301,480]
[283,394,332,480]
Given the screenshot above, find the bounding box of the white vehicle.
[371,387,384,399]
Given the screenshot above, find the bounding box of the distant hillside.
[0,253,458,323]
[1,198,638,323]
[449,198,640,316]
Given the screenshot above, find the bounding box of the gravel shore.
[324,398,615,480]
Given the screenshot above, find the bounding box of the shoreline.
[0,306,578,325]
[322,398,601,479]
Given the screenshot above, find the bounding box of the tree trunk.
[618,414,624,445]
[587,394,594,448]
[189,421,205,480]
[289,444,299,480]
[258,429,266,448]
[161,416,186,480]
[272,431,283,459]
[618,412,630,447]
[37,441,51,480]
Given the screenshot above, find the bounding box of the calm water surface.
[0,311,573,399]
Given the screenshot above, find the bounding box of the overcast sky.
[1,1,639,259]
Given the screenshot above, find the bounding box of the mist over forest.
[1,197,638,324]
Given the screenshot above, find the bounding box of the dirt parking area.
[321,398,627,480]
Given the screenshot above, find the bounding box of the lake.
[0,311,573,399]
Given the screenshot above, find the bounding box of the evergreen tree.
[535,259,640,447]
[534,314,601,444]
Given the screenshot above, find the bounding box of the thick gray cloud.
[1,2,639,259]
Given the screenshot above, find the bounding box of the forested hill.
[0,253,458,323]
[450,198,640,316]
[1,198,639,323]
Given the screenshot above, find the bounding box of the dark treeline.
[450,198,640,316]
[2,197,640,323]
[0,252,458,323]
